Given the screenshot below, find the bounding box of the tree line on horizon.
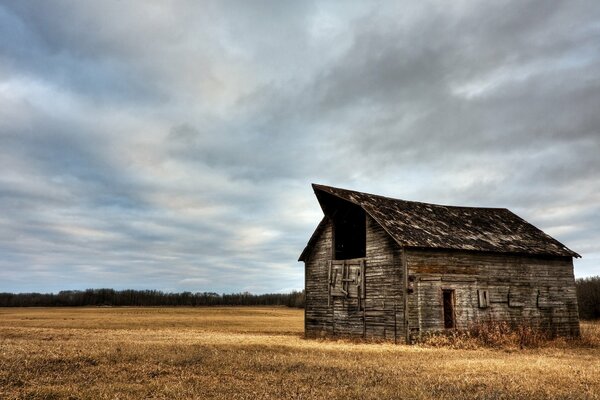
[0,277,598,318]
[576,276,600,320]
[0,288,305,308]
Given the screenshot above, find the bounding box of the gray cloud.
[0,0,599,293]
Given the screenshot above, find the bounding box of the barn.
[299,184,580,343]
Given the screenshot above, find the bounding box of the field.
[1,308,599,399]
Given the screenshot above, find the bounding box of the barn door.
[442,289,456,329]
[329,260,365,335]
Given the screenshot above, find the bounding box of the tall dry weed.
[579,320,600,347]
[420,321,556,349]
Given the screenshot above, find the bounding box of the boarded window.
[537,287,562,308]
[329,260,365,299]
[508,287,526,307]
[477,289,489,308]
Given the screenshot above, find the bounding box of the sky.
[1,0,599,294]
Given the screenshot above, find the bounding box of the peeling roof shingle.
[299,184,579,261]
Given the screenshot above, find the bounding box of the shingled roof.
[299,183,579,261]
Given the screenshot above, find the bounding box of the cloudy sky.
[1,1,599,294]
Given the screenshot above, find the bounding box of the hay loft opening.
[315,189,366,260]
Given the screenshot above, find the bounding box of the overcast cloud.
[1,0,599,293]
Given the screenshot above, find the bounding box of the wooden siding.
[405,249,580,338]
[304,219,333,336]
[304,216,405,342]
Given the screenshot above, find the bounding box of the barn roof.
[299,183,580,261]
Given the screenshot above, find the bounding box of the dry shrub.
[420,321,552,349]
[578,320,600,347]
[422,321,600,350]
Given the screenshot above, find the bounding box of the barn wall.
[304,219,334,336]
[363,215,404,341]
[304,216,405,341]
[405,249,580,338]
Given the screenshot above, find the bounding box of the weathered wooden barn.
[299,184,580,343]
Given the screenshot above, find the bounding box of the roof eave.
[402,245,580,259]
[298,216,328,262]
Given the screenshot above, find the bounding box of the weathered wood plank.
[406,249,580,338]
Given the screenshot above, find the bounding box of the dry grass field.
[1,307,599,399]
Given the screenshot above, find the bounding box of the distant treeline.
[2,277,597,316]
[576,276,600,320]
[0,289,305,308]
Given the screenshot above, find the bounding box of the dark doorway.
[442,289,455,329]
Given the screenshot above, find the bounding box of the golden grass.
[1,307,599,399]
